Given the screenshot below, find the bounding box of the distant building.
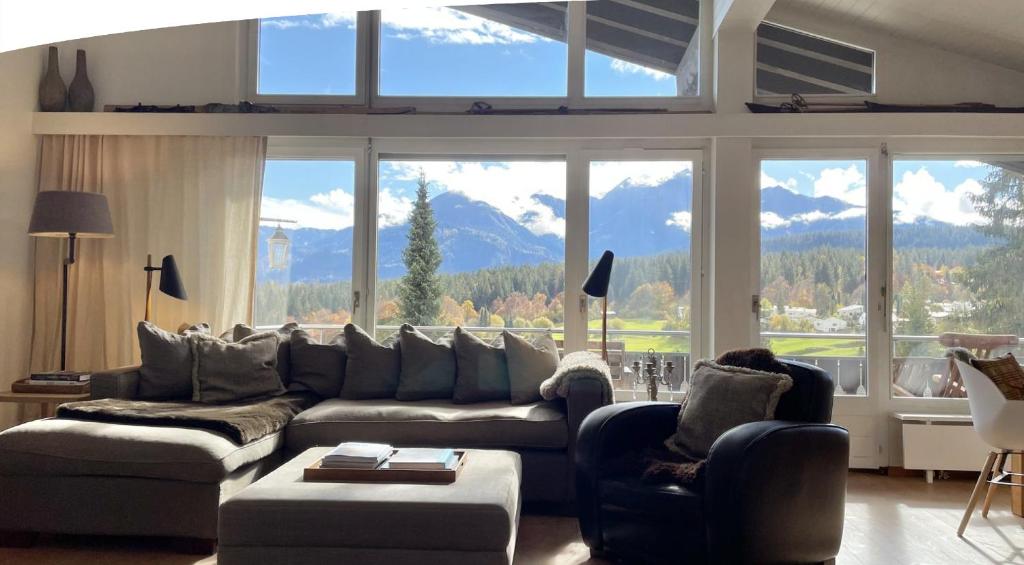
[814,317,848,333]
[838,304,864,319]
[785,306,817,319]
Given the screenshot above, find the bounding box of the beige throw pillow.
[665,360,793,460]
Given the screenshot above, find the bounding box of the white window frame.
[245,1,711,111]
[246,13,372,105]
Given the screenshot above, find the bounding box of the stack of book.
[320,442,393,469]
[12,371,91,394]
[29,371,91,385]
[387,448,460,471]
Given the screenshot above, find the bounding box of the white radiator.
[894,413,992,482]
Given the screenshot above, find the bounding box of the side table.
[0,390,91,420]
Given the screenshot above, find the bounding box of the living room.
[2,1,1024,564]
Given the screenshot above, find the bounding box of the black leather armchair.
[576,360,848,564]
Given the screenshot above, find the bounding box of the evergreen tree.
[398,171,442,325]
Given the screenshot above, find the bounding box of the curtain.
[29,135,266,372]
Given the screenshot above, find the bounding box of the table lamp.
[28,191,114,371]
[144,254,187,321]
[583,250,615,362]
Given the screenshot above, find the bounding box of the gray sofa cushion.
[453,327,510,403]
[503,331,559,405]
[285,398,568,451]
[289,330,346,398]
[0,418,282,483]
[235,322,299,385]
[396,324,456,401]
[340,324,400,400]
[137,321,193,400]
[191,332,285,404]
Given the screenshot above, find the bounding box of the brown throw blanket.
[56,392,317,444]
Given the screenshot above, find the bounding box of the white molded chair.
[955,360,1024,536]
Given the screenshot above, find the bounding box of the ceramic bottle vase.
[68,49,95,112]
[38,46,66,112]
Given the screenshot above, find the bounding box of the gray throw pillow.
[503,331,560,405]
[137,321,194,400]
[665,360,793,460]
[190,332,285,404]
[288,329,347,398]
[340,324,401,400]
[234,322,299,385]
[396,324,456,401]
[453,327,510,403]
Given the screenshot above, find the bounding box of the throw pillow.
[340,323,401,400]
[503,331,560,404]
[452,327,510,403]
[137,321,195,400]
[396,324,457,401]
[288,329,347,398]
[971,353,1024,400]
[234,322,299,385]
[190,332,285,404]
[665,360,793,460]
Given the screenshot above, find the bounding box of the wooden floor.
[2,471,1022,564]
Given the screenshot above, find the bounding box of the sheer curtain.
[29,135,266,372]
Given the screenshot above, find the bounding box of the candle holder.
[632,348,674,402]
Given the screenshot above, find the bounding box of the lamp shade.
[158,255,187,300]
[583,250,614,298]
[28,191,113,238]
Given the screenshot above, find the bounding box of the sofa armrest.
[704,420,849,564]
[575,402,680,549]
[90,366,141,400]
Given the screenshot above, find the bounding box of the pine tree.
[398,171,443,325]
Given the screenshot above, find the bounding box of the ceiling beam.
[713,0,777,36]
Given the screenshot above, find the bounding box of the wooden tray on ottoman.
[303,450,467,484]
[11,379,90,395]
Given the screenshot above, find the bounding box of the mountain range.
[258,172,995,283]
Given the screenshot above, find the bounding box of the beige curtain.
[29,135,266,372]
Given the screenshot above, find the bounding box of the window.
[755,22,874,96]
[254,160,357,341]
[759,159,868,396]
[585,0,700,97]
[891,158,1024,398]
[588,159,696,398]
[378,4,568,97]
[257,13,359,96]
[374,159,567,341]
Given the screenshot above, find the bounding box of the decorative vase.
[38,46,66,112]
[68,49,95,112]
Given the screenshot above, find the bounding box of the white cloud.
[760,171,798,191]
[383,161,568,238]
[666,211,691,231]
[893,167,984,225]
[381,7,542,45]
[760,207,865,229]
[813,165,866,205]
[377,189,414,228]
[589,161,692,199]
[260,196,351,230]
[261,12,356,30]
[609,59,672,81]
[760,211,788,229]
[310,188,355,220]
[954,160,987,168]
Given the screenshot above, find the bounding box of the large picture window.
[374,158,567,340]
[256,13,359,96]
[759,159,868,396]
[254,160,357,341]
[891,158,1024,398]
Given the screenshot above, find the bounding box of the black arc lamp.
[144,254,187,321]
[583,250,615,361]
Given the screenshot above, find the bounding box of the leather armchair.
[576,360,848,564]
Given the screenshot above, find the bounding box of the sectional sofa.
[0,355,610,547]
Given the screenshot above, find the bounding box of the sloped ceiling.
[773,0,1024,73]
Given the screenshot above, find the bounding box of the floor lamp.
[28,191,114,372]
[144,254,187,321]
[583,250,615,362]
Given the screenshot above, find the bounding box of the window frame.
[752,19,877,103]
[246,1,712,111]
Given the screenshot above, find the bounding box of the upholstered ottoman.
[218,447,522,565]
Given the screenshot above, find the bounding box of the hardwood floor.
[1,471,1021,564]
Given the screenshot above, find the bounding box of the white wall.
[766,3,1024,106]
[0,47,42,428]
[50,22,243,109]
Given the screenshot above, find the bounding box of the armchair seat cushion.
[600,475,702,519]
[599,475,708,563]
[0,418,282,483]
[285,398,568,451]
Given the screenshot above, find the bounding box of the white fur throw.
[539,351,613,401]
